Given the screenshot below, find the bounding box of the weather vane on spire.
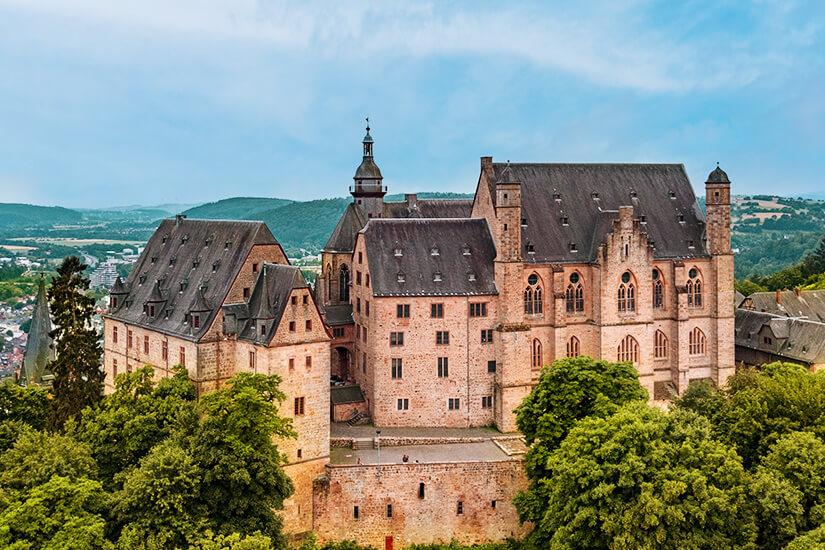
[366,116,370,132]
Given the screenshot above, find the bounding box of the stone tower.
[705,164,731,255]
[19,275,54,386]
[351,120,386,220]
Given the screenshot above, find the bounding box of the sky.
[0,0,823,208]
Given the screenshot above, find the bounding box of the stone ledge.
[330,434,524,448]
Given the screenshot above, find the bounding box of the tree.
[786,524,825,550]
[47,256,104,430]
[745,468,804,550]
[0,379,50,430]
[802,236,825,275]
[0,430,97,494]
[522,403,756,549]
[113,441,208,549]
[188,532,274,550]
[77,366,198,489]
[0,475,112,549]
[187,373,295,545]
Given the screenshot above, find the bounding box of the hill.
[0,203,82,227]
[246,198,351,254]
[182,197,295,221]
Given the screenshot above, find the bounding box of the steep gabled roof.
[324,203,368,253]
[735,308,825,365]
[231,263,310,344]
[361,218,497,297]
[383,199,473,219]
[20,276,54,386]
[106,217,281,341]
[489,163,707,263]
[744,290,825,323]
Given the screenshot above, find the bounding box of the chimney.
[175,214,187,226]
[776,289,781,305]
[405,194,418,210]
[795,288,801,297]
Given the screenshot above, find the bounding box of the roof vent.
[561,216,569,226]
[394,245,403,257]
[591,192,600,200]
[640,215,647,224]
[212,261,220,273]
[161,234,169,244]
[569,243,578,253]
[678,214,685,223]
[397,272,406,283]
[138,274,146,285]
[224,241,232,250]
[688,240,695,249]
[181,234,189,245]
[169,256,177,266]
[179,281,188,293]
[468,272,476,282]
[526,243,535,254]
[430,246,440,256]
[462,245,471,256]
[150,256,157,264]
[630,190,638,199]
[521,218,528,227]
[192,258,200,269]
[553,192,561,202]
[433,272,442,282]
[669,191,676,200]
[204,235,213,248]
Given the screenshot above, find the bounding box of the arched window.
[618,271,635,312]
[689,327,706,355]
[654,330,668,358]
[618,335,639,363]
[531,339,542,369]
[326,263,332,298]
[566,336,580,358]
[338,265,350,303]
[565,273,584,313]
[652,268,664,310]
[687,268,703,308]
[524,274,543,315]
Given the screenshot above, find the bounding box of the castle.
[102,124,734,547]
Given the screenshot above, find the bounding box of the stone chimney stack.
[776,289,781,305]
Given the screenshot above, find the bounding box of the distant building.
[740,288,825,322]
[19,276,54,386]
[735,308,825,370]
[90,261,119,289]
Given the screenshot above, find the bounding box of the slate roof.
[743,290,825,323]
[223,263,310,345]
[331,385,365,405]
[105,217,281,341]
[489,163,708,263]
[20,276,54,386]
[361,218,497,297]
[735,308,825,365]
[323,198,474,253]
[323,304,353,326]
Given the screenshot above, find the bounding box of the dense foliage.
[0,366,296,549]
[517,359,825,549]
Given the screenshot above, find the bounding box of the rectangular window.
[303,295,308,305]
[356,324,360,339]
[431,303,444,318]
[354,506,359,519]
[143,335,149,354]
[448,398,460,410]
[487,360,496,373]
[365,274,370,287]
[243,287,250,299]
[358,251,363,264]
[291,296,297,305]
[387,504,392,518]
[306,356,312,369]
[362,353,367,373]
[356,298,361,313]
[249,351,256,370]
[481,329,493,343]
[297,449,302,459]
[437,357,449,378]
[457,501,463,515]
[113,326,118,344]
[289,321,296,332]
[162,341,168,361]
[362,327,367,343]
[390,332,404,346]
[289,358,295,370]
[333,327,345,338]
[306,320,312,331]
[436,331,450,345]
[391,358,403,379]
[396,304,410,318]
[193,315,200,329]
[294,397,305,416]
[482,396,493,408]
[260,323,266,335]
[469,302,488,317]
[356,271,362,285]
[253,263,259,273]
[365,301,370,317]
[112,358,118,378]
[397,398,409,410]
[179,347,186,367]
[127,329,133,348]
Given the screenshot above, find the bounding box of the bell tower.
[351,118,386,219]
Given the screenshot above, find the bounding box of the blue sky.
[0,0,823,208]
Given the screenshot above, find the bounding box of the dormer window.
[526,243,535,254]
[150,257,157,264]
[204,235,213,248]
[678,214,685,223]
[569,243,578,253]
[161,235,169,244]
[111,297,118,309]
[193,315,200,329]
[561,216,569,226]
[192,258,200,269]
[397,272,406,283]
[688,240,695,249]
[148,304,156,317]
[630,191,638,198]
[669,191,676,200]
[169,257,177,266]
[139,275,146,285]
[179,281,187,293]
[591,192,599,200]
[640,216,647,224]
[212,262,219,273]
[433,272,442,282]
[181,234,189,245]
[553,192,561,202]
[430,246,440,256]
[462,245,471,256]
[521,218,528,227]
[394,246,403,257]
[224,241,231,250]
[468,272,476,282]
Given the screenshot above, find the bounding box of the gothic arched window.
[654,330,668,358]
[565,272,584,313]
[338,265,350,303]
[618,272,635,312]
[687,268,703,308]
[531,339,543,369]
[618,335,639,363]
[566,336,580,358]
[524,274,543,315]
[689,327,706,355]
[652,268,664,310]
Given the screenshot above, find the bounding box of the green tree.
[47,256,104,430]
[0,476,112,549]
[113,441,207,549]
[745,467,804,550]
[77,365,198,489]
[785,524,825,550]
[0,379,50,430]
[761,432,825,530]
[0,430,97,495]
[514,356,647,524]
[188,372,295,545]
[802,236,825,275]
[189,531,274,550]
[522,403,755,549]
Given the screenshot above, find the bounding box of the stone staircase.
[352,437,374,450]
[346,410,370,426]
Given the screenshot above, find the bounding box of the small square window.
[306,320,312,331]
[488,360,496,373]
[291,296,297,305]
[289,321,296,332]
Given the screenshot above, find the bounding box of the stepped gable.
[490,163,707,262]
[735,308,825,365]
[743,289,825,322]
[20,275,54,386]
[107,217,281,341]
[226,263,310,344]
[361,218,497,297]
